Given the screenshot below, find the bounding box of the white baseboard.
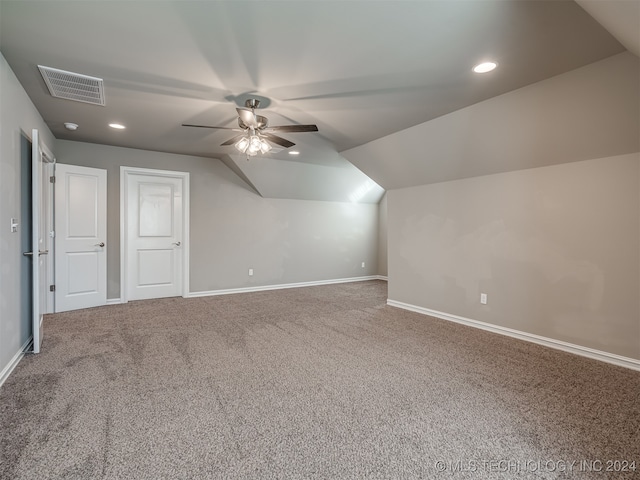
[376,275,388,281]
[187,276,382,298]
[0,337,33,388]
[387,299,640,372]
[106,298,122,305]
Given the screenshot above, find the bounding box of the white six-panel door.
[54,164,107,312]
[123,168,188,301]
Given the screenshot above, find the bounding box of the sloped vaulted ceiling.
[0,0,633,198]
[342,52,640,190]
[575,0,640,57]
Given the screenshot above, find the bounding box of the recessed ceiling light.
[64,122,78,131]
[473,61,497,74]
[109,123,126,129]
[288,151,300,155]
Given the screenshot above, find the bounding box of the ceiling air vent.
[38,65,105,106]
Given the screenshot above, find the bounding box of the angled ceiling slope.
[226,153,384,204]
[342,52,639,190]
[575,0,640,58]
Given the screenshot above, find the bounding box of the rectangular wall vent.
[38,65,105,106]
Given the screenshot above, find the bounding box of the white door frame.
[34,133,55,315]
[120,166,190,303]
[31,129,55,353]
[45,160,54,314]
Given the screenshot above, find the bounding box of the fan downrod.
[245,98,261,110]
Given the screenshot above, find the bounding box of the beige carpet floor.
[0,280,638,479]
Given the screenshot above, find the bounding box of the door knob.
[24,249,50,256]
[95,242,105,247]
[172,241,181,247]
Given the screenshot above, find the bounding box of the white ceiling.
[575,0,640,57]
[0,0,635,200]
[343,52,639,189]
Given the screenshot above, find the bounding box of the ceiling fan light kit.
[182,98,318,157]
[235,132,272,156]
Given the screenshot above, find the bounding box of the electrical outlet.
[10,218,18,233]
[248,268,253,276]
[361,262,365,268]
[480,293,488,305]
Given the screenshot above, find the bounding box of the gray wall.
[55,140,379,298]
[377,193,388,277]
[388,153,640,360]
[355,50,640,361]
[0,54,56,377]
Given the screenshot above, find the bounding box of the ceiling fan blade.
[236,107,258,128]
[263,124,318,133]
[262,133,295,148]
[220,134,246,146]
[182,123,241,131]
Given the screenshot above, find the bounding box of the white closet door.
[55,163,107,312]
[125,172,184,301]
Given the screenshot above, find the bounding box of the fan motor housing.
[238,115,268,130]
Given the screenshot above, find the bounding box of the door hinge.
[49,285,55,292]
[49,176,55,183]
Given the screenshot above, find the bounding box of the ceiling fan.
[182,98,318,156]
